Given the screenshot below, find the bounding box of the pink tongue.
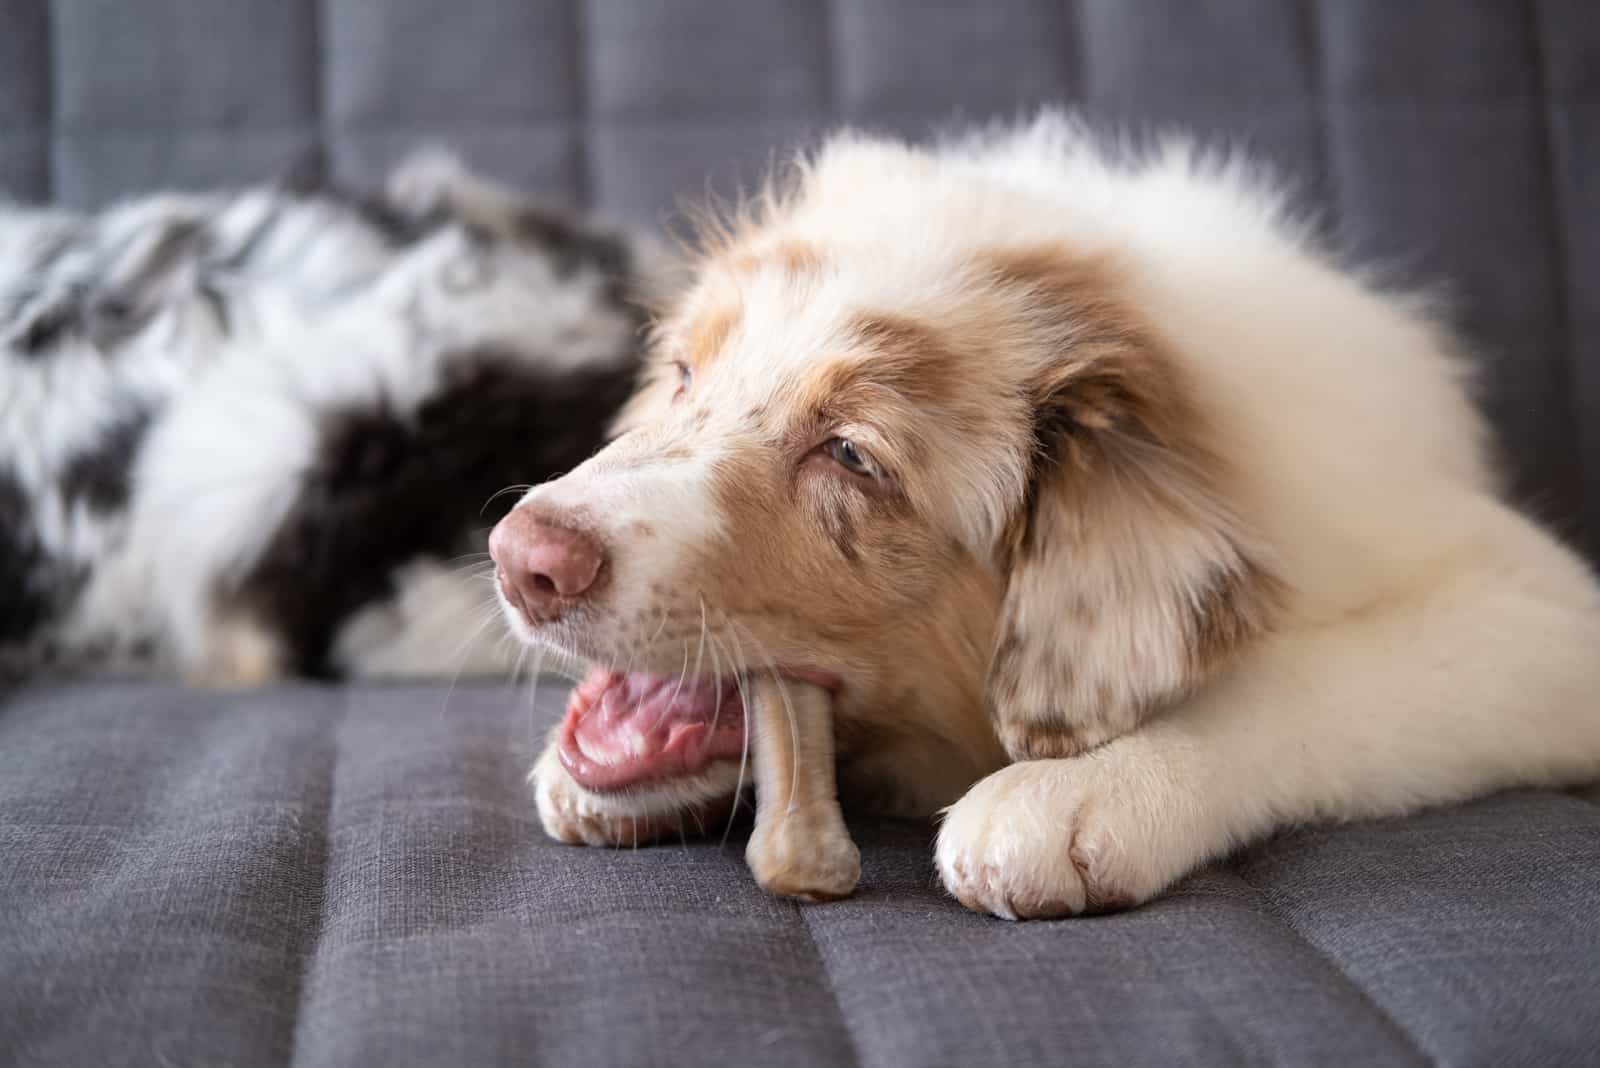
[558,667,746,791]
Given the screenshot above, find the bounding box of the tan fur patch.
[986,244,1194,450]
[782,312,966,440]
[728,239,826,278]
[1187,555,1285,678]
[845,312,965,402]
[980,242,1282,762]
[681,301,742,370]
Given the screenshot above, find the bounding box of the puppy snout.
[489,508,605,623]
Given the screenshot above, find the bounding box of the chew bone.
[743,675,861,901]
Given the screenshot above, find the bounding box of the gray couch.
[3,2,1598,1065]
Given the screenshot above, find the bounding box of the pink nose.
[489,508,606,623]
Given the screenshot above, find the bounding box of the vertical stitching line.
[308,0,328,184]
[817,0,839,125]
[283,686,342,1068]
[1066,0,1090,109]
[795,901,865,1068]
[44,0,58,201]
[570,0,593,213]
[1229,864,1434,1065]
[1300,0,1340,247]
[1523,0,1589,553]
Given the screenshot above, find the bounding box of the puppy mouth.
[558,664,841,792]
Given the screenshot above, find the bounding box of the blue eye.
[672,361,691,399]
[824,437,877,478]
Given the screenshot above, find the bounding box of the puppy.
[1,155,663,684]
[492,113,1600,917]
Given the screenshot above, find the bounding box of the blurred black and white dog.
[0,155,663,683]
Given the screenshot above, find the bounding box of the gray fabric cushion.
[0,0,1595,560]
[3,681,1599,1067]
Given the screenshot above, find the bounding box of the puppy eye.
[823,436,879,479]
[672,361,692,400]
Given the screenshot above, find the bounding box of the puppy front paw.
[935,755,1174,919]
[745,805,861,902]
[531,741,674,847]
[530,739,736,849]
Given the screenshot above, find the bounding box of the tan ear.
[984,250,1282,761]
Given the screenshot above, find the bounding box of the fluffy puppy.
[1,155,662,683]
[493,113,1600,917]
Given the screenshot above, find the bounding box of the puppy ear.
[985,249,1282,761]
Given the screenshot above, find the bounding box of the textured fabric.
[0,0,1595,559]
[2,682,1599,1066]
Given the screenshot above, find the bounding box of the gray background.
[2,0,1596,563]
[4,3,1600,1065]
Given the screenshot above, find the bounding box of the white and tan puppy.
[493,113,1600,918]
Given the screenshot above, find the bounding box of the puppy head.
[494,136,1279,826]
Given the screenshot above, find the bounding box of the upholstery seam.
[283,688,342,1068]
[1522,0,1589,553]
[795,901,865,1068]
[44,0,57,200]
[1299,0,1338,242]
[308,0,327,183]
[1065,0,1090,106]
[818,0,838,123]
[570,0,593,213]
[1230,863,1433,1065]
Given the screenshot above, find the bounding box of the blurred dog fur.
[498,113,1600,917]
[1,154,664,683]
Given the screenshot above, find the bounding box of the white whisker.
[659,639,690,729]
[691,596,708,686]
[735,620,801,820]
[707,629,725,737]
[620,608,669,681]
[480,484,533,515]
[720,620,755,850]
[439,595,512,720]
[525,643,549,756]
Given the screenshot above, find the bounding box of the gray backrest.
[2,0,1595,559]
